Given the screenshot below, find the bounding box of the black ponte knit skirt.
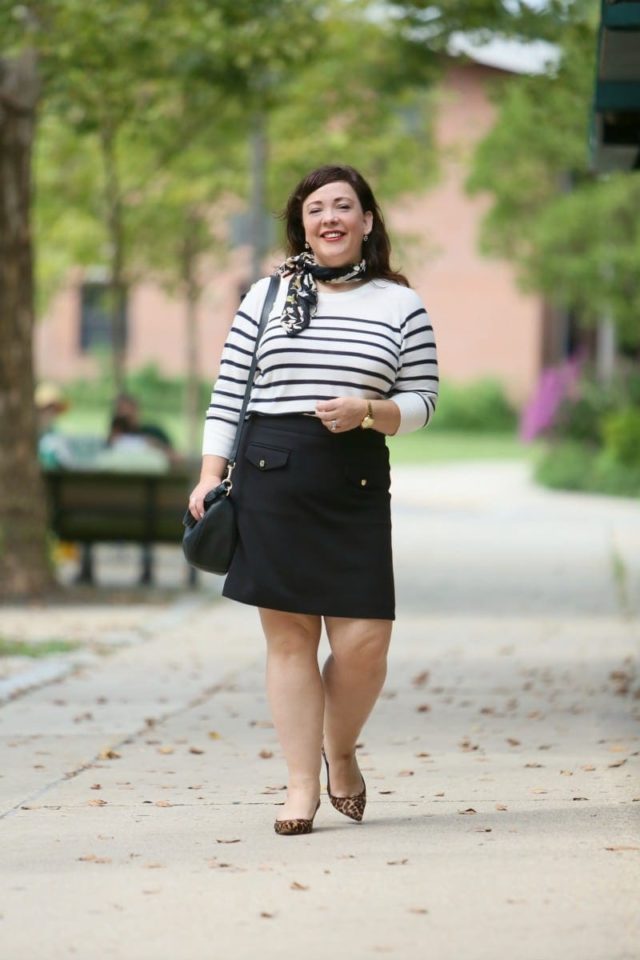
[222,414,395,620]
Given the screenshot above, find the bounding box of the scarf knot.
[277,251,367,336]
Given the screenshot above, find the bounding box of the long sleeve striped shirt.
[202,276,438,458]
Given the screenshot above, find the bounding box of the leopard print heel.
[322,749,367,822]
[274,799,321,836]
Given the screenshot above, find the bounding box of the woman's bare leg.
[322,617,392,795]
[260,608,323,820]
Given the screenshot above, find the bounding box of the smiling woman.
[189,164,439,837]
[302,181,373,269]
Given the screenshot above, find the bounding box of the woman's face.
[301,180,373,268]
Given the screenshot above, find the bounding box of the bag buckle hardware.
[223,461,235,494]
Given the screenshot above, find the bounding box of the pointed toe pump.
[274,799,321,836]
[322,749,367,822]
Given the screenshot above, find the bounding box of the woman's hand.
[316,398,368,433]
[189,455,229,520]
[188,477,221,521]
[188,476,222,521]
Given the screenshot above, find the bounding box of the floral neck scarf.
[277,251,367,336]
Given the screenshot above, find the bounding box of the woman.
[189,164,438,835]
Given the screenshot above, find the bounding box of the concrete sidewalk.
[1,462,638,960]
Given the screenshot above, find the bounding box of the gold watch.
[360,400,375,430]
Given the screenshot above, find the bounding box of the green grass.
[387,430,534,463]
[57,407,533,463]
[0,637,81,658]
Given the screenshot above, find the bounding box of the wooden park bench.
[43,467,197,586]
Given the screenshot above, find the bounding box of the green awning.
[591,0,640,172]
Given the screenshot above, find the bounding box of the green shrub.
[534,442,594,491]
[592,452,640,497]
[64,365,211,416]
[552,389,610,445]
[432,379,517,433]
[601,408,640,468]
[535,441,640,497]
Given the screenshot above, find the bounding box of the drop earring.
[363,234,369,242]
[304,240,311,251]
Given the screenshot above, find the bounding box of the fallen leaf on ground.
[531,789,547,794]
[459,808,477,815]
[506,738,521,747]
[496,804,508,811]
[434,792,445,797]
[608,759,627,768]
[189,747,204,755]
[416,704,431,713]
[525,763,544,768]
[379,790,395,795]
[260,912,275,918]
[398,770,414,777]
[216,839,241,844]
[88,798,107,807]
[572,797,589,801]
[290,881,309,891]
[605,845,640,852]
[90,784,102,790]
[475,828,492,833]
[560,770,574,776]
[581,765,596,771]
[144,863,165,869]
[98,749,121,760]
[415,752,431,758]
[158,746,174,755]
[154,800,173,807]
[207,731,221,740]
[259,749,274,759]
[412,670,430,687]
[408,907,429,914]
[387,859,408,865]
[78,854,111,863]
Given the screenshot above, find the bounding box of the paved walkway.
[1,463,638,960]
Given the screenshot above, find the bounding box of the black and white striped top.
[202,276,438,458]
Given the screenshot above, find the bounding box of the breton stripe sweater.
[202,276,438,459]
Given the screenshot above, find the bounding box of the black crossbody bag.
[182,275,280,574]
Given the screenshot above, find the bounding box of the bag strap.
[225,274,280,483]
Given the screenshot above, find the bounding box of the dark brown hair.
[281,164,410,287]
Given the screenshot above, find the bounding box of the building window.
[79,281,128,353]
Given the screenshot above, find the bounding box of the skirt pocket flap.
[246,443,290,471]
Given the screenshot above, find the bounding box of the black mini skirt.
[222,414,395,620]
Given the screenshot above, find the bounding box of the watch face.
[361,415,375,429]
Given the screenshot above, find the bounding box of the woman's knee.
[261,609,321,658]
[326,619,391,670]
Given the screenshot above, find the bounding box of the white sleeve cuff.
[201,419,236,459]
[391,392,432,435]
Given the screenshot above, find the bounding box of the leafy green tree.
[466,4,640,350]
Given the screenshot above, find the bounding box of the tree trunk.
[0,49,55,598]
[182,216,200,457]
[249,110,268,284]
[100,124,127,394]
